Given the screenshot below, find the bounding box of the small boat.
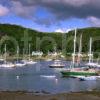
[96,64,100,67]
[15,46,26,67]
[15,61,26,67]
[26,60,37,65]
[26,44,37,65]
[86,62,97,67]
[76,76,100,81]
[0,58,4,61]
[49,60,65,68]
[0,62,15,68]
[0,44,15,68]
[40,75,56,79]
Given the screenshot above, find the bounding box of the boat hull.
[49,65,64,68]
[61,71,98,77]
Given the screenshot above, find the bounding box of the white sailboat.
[0,44,15,68]
[26,44,37,65]
[49,45,65,68]
[49,59,65,68]
[15,46,26,67]
[86,38,97,67]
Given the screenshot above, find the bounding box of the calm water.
[0,61,100,94]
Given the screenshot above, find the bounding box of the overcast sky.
[0,0,100,32]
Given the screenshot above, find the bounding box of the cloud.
[55,29,65,33]
[55,28,71,33]
[87,16,100,27]
[11,1,36,19]
[0,5,9,16]
[8,0,100,26]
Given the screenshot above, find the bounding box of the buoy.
[16,76,19,79]
[55,78,58,84]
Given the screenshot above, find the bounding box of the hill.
[0,24,99,55]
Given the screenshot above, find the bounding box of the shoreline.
[0,91,100,100]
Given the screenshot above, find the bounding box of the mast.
[89,37,93,63]
[72,28,77,66]
[29,43,31,61]
[17,46,19,62]
[4,44,7,64]
[77,34,82,64]
[23,48,25,60]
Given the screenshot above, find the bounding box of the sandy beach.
[0,91,100,100]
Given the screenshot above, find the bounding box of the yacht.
[61,29,98,77]
[0,44,15,68]
[49,60,65,68]
[26,44,37,65]
[15,46,26,67]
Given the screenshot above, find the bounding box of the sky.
[0,0,100,32]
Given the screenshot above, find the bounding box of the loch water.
[0,61,100,94]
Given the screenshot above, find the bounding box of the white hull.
[40,75,56,79]
[49,60,65,68]
[0,63,15,68]
[0,59,4,61]
[86,62,97,67]
[76,76,100,81]
[15,63,26,67]
[26,61,37,65]
[96,64,100,67]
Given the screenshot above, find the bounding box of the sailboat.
[25,44,37,65]
[76,34,82,66]
[86,38,98,67]
[49,59,65,68]
[15,46,26,67]
[0,44,15,68]
[49,45,65,68]
[61,29,98,77]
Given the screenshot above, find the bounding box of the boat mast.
[17,46,19,62]
[72,28,77,67]
[29,43,31,61]
[77,34,82,65]
[89,37,93,63]
[4,44,7,64]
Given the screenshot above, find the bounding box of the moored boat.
[49,60,65,68]
[61,68,98,77]
[26,60,37,65]
[76,75,100,81]
[60,29,99,77]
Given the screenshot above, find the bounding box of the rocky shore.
[0,91,100,100]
